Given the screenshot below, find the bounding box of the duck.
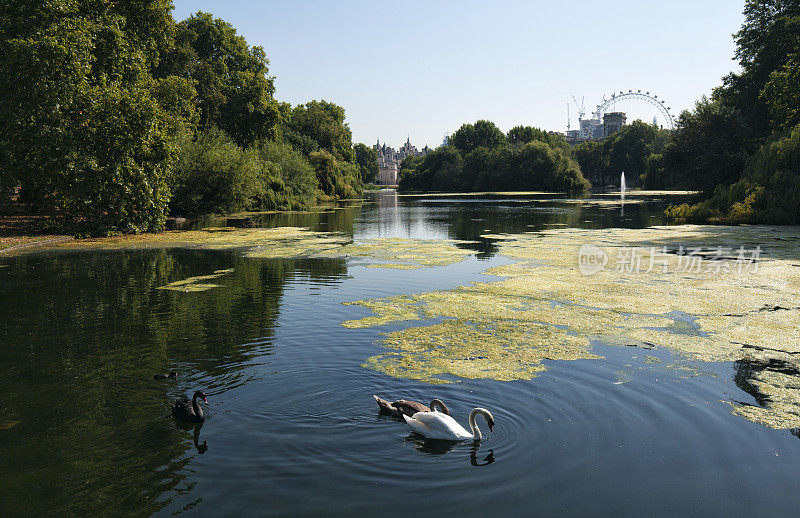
[373,394,450,418]
[172,390,208,423]
[403,407,494,441]
[154,371,178,380]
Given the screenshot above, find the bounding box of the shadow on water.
[405,435,496,467]
[193,425,208,454]
[734,358,800,407]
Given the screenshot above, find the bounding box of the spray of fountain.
[620,171,626,199]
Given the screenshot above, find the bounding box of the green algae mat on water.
[5,226,475,270]
[343,225,800,429]
[157,268,235,292]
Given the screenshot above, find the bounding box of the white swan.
[403,408,494,441]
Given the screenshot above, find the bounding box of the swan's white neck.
[468,408,491,440]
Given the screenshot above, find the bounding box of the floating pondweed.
[345,225,800,427]
[363,320,599,383]
[157,268,235,292]
[315,238,475,268]
[4,226,476,270]
[342,296,422,329]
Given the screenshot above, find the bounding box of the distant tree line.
[399,121,590,194]
[0,3,372,235]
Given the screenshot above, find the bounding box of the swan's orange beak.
[203,397,208,403]
[488,419,495,432]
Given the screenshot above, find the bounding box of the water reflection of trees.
[0,249,348,515]
[395,194,673,259]
[195,201,361,236]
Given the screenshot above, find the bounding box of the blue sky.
[172,1,745,149]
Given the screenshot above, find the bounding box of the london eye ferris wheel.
[594,90,676,130]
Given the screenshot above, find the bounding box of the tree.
[308,150,360,199]
[507,125,571,153]
[717,1,800,138]
[450,120,506,154]
[353,143,378,183]
[661,98,753,193]
[0,2,176,234]
[156,11,280,146]
[604,121,659,182]
[283,100,356,162]
[762,55,800,130]
[399,147,463,191]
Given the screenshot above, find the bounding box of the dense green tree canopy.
[762,56,800,130]
[450,120,506,155]
[0,0,175,234]
[506,125,570,153]
[354,143,379,183]
[283,100,356,162]
[400,120,589,195]
[0,3,365,232]
[156,11,280,146]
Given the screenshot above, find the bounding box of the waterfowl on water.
[373,395,450,418]
[172,390,208,423]
[403,408,495,441]
[154,371,178,380]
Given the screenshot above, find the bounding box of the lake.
[2,191,800,517]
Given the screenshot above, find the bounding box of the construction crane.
[571,95,585,121]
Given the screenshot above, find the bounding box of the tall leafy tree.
[0,1,175,234]
[156,11,280,146]
[353,143,378,183]
[761,55,800,130]
[283,100,356,162]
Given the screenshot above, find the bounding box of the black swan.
[373,395,450,418]
[172,390,208,423]
[154,371,178,380]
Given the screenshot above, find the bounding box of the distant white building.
[372,137,431,185]
[377,162,398,185]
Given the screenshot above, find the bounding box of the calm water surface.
[1,192,798,516]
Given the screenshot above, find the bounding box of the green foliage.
[663,1,800,224]
[479,142,589,193]
[450,120,506,155]
[308,150,361,200]
[354,143,379,183]
[0,2,175,235]
[667,123,800,224]
[659,98,753,193]
[151,75,199,138]
[571,121,670,188]
[170,130,260,216]
[254,140,319,210]
[170,130,319,216]
[283,100,356,162]
[156,11,280,146]
[507,125,570,153]
[571,140,606,183]
[762,55,800,130]
[0,2,365,232]
[399,146,464,191]
[399,134,589,194]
